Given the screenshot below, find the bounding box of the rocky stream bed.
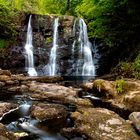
[0,69,140,140]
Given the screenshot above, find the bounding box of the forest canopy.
[0,0,140,47]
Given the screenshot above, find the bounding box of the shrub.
[115,79,128,93]
[111,62,134,78]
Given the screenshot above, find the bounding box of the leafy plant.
[76,0,140,47]
[0,39,7,48]
[132,53,140,79]
[115,79,128,93]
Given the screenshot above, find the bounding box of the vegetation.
[0,0,140,78]
[115,79,128,93]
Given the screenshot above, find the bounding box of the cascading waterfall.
[24,15,37,76]
[73,18,95,76]
[80,19,95,76]
[49,18,59,76]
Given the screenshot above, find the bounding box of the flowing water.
[24,15,37,76]
[49,18,59,76]
[0,95,69,140]
[72,18,95,77]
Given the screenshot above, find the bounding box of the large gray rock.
[62,107,139,140]
[129,112,140,133]
[31,103,67,121]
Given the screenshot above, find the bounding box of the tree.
[76,0,140,47]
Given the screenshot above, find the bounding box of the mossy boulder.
[62,107,139,140]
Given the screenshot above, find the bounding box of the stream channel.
[0,92,84,140]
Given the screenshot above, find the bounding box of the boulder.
[0,69,11,76]
[62,107,139,140]
[0,123,18,140]
[0,102,18,120]
[82,79,117,98]
[82,79,140,113]
[31,103,67,123]
[129,112,140,133]
[27,81,92,107]
[0,75,11,82]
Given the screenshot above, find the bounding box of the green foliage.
[0,39,7,48]
[0,0,18,40]
[76,0,140,47]
[115,79,128,93]
[132,53,140,79]
[10,0,81,15]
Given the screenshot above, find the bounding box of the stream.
[0,94,83,140]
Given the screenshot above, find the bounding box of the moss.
[115,79,128,94]
[94,80,104,92]
[46,37,52,44]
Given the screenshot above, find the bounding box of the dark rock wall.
[0,13,99,76]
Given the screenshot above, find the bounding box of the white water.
[49,18,59,76]
[75,18,95,76]
[24,15,37,76]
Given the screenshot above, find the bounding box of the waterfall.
[24,15,37,76]
[49,18,59,76]
[73,18,95,76]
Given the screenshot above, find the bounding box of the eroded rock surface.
[0,102,18,119]
[27,81,92,107]
[82,79,140,113]
[0,123,18,140]
[62,107,139,140]
[31,103,67,122]
[129,112,140,133]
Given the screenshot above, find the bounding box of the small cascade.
[49,17,59,76]
[72,18,95,77]
[24,15,37,76]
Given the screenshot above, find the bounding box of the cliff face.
[0,13,76,75]
[0,13,99,76]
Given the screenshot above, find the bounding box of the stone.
[0,123,18,140]
[129,112,140,132]
[0,69,11,76]
[6,84,28,93]
[82,79,140,113]
[62,107,139,140]
[27,81,92,107]
[0,82,5,88]
[14,132,29,139]
[0,75,11,82]
[123,91,140,112]
[82,79,117,98]
[0,102,18,119]
[31,103,67,122]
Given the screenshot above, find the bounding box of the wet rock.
[82,79,117,98]
[0,102,18,119]
[28,81,92,107]
[31,103,67,122]
[0,75,11,82]
[62,107,138,140]
[14,132,29,139]
[6,84,28,93]
[0,82,5,88]
[83,79,140,113]
[129,112,140,132]
[0,123,18,140]
[0,69,11,76]
[123,91,140,112]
